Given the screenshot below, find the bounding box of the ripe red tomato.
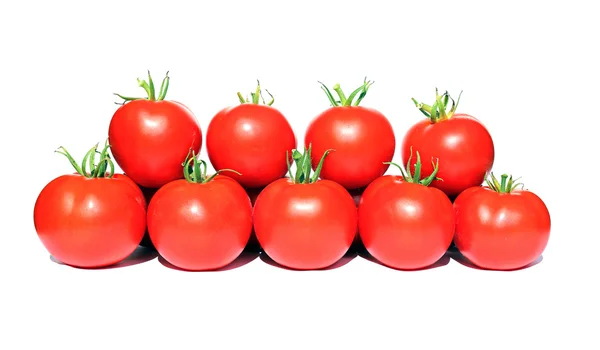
[33,143,146,268]
[402,89,494,198]
[358,152,455,270]
[147,155,253,271]
[253,147,357,270]
[305,79,395,190]
[453,173,551,270]
[206,82,296,188]
[109,71,202,188]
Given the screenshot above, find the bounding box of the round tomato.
[33,143,146,268]
[109,71,202,188]
[253,147,357,270]
[358,152,455,270]
[402,89,494,198]
[305,79,395,190]
[453,173,551,270]
[147,155,253,271]
[206,82,296,188]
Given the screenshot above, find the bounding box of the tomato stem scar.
[236,80,275,106]
[485,172,524,193]
[113,71,171,104]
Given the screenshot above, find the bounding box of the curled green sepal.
[182,149,241,184]
[319,77,375,107]
[286,144,333,184]
[485,172,524,193]
[237,80,274,106]
[55,140,115,178]
[412,88,463,123]
[114,71,171,104]
[383,146,442,186]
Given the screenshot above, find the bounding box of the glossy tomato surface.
[147,176,253,271]
[33,174,147,268]
[109,99,202,188]
[401,114,494,198]
[358,176,455,270]
[305,106,395,190]
[453,186,551,270]
[253,178,357,270]
[207,104,296,188]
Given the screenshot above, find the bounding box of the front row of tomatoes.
[33,140,551,271]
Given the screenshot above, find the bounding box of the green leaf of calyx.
[55,141,115,179]
[288,144,332,184]
[237,80,275,106]
[319,78,374,107]
[413,88,463,123]
[384,146,441,186]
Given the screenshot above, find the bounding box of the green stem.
[54,141,115,179]
[485,173,524,193]
[412,88,463,123]
[114,71,170,104]
[182,150,242,184]
[319,78,374,107]
[237,80,275,106]
[383,146,442,186]
[287,144,333,184]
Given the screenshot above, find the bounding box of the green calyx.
[485,173,524,193]
[55,140,115,178]
[182,150,241,184]
[114,70,171,104]
[237,80,274,106]
[287,144,333,184]
[319,77,375,107]
[412,88,463,123]
[384,147,441,186]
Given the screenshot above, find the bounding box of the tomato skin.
[206,104,296,188]
[453,186,551,270]
[358,176,455,270]
[305,106,396,190]
[147,176,253,271]
[33,174,147,268]
[401,114,494,198]
[253,178,357,270]
[109,99,202,188]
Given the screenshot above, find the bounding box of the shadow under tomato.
[259,248,358,271]
[449,250,544,271]
[50,246,159,270]
[158,248,260,272]
[358,249,451,271]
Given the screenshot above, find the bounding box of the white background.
[1,0,598,349]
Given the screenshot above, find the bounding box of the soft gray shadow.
[358,249,451,271]
[449,250,544,271]
[158,249,260,272]
[259,248,358,271]
[50,246,158,270]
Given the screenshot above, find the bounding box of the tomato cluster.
[33,73,551,271]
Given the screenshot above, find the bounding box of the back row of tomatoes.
[33,72,551,272]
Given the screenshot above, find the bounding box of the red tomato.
[206,82,296,188]
[358,153,455,269]
[453,173,551,270]
[305,79,395,190]
[33,144,146,268]
[253,147,357,270]
[109,71,202,188]
[147,155,253,271]
[402,90,494,198]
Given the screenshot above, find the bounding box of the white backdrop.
[1,0,598,349]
